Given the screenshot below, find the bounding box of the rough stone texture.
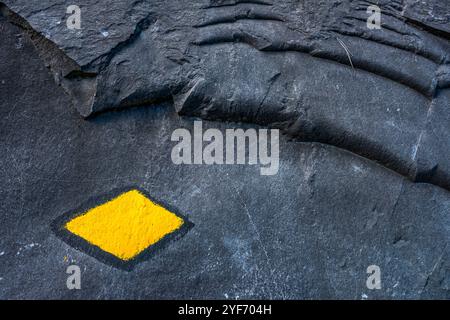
[2,0,450,191]
[0,1,449,299]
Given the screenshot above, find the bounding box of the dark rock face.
[2,0,450,190]
[0,1,448,299]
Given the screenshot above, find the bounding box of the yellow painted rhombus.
[65,190,184,261]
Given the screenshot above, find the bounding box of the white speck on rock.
[16,243,41,256]
[352,164,363,173]
[101,30,109,37]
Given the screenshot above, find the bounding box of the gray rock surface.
[2,0,450,191]
[0,1,449,299]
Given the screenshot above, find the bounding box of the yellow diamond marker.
[65,190,184,261]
